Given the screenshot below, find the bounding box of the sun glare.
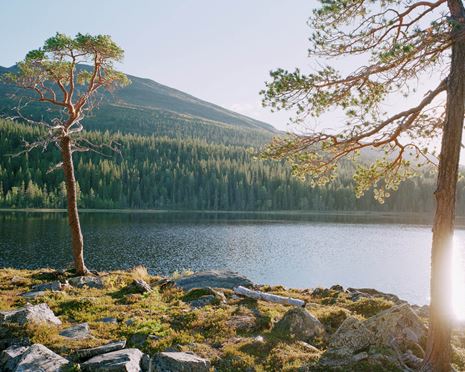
[452,235,465,321]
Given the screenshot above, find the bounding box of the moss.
[344,297,394,318]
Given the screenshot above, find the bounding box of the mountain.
[0,65,277,146]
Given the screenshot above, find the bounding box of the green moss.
[345,297,394,318]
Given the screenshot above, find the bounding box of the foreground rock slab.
[69,276,104,289]
[0,303,62,326]
[81,348,143,371]
[272,307,325,341]
[74,341,126,361]
[152,352,210,372]
[0,345,28,371]
[174,270,253,291]
[12,344,69,371]
[60,323,91,340]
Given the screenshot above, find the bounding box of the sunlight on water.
[452,235,465,320]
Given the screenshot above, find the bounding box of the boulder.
[152,352,210,372]
[174,270,252,291]
[328,317,374,352]
[69,276,104,289]
[272,307,324,341]
[60,323,91,340]
[131,280,152,294]
[227,315,257,333]
[11,276,28,286]
[128,333,160,348]
[346,287,405,304]
[74,341,126,361]
[0,345,28,371]
[328,304,427,355]
[0,303,61,326]
[81,348,143,371]
[31,281,64,292]
[13,344,69,371]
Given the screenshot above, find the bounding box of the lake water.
[2,210,465,307]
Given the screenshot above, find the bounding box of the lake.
[2,210,465,307]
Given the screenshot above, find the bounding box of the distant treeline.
[2,118,464,214]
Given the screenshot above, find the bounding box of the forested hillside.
[1,118,459,213]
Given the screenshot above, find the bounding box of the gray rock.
[69,276,104,289]
[60,323,91,340]
[31,281,64,292]
[0,345,28,371]
[328,317,373,352]
[174,270,252,291]
[81,348,143,371]
[99,317,118,324]
[141,354,151,371]
[132,280,152,294]
[13,344,69,371]
[21,291,48,299]
[0,303,62,326]
[128,333,160,348]
[352,351,369,362]
[11,276,27,285]
[152,352,210,372]
[227,315,257,333]
[328,304,427,355]
[74,341,126,361]
[183,287,226,308]
[272,307,324,341]
[125,319,135,326]
[346,287,405,304]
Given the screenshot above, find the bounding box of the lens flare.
[452,235,465,321]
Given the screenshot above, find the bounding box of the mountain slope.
[0,65,277,146]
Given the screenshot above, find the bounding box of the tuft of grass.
[345,297,394,318]
[130,265,151,283]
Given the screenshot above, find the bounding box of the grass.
[1,267,464,371]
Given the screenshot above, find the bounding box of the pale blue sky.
[0,0,319,130]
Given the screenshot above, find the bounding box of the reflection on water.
[1,210,465,306]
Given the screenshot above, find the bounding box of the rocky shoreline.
[0,268,462,371]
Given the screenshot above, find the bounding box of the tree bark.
[61,136,88,275]
[421,3,465,369]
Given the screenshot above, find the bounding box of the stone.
[131,279,152,294]
[183,287,226,308]
[31,281,64,292]
[74,341,126,361]
[328,317,374,353]
[99,317,118,324]
[346,287,405,304]
[21,291,48,299]
[272,307,324,341]
[328,304,427,355]
[125,319,135,326]
[0,345,28,371]
[141,353,151,371]
[13,344,69,371]
[174,270,252,291]
[0,303,61,326]
[254,335,264,343]
[11,276,27,285]
[330,284,344,292]
[352,351,369,362]
[60,323,91,340]
[81,348,143,371]
[69,276,104,289]
[152,351,210,372]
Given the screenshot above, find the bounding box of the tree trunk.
[421,9,465,370]
[61,136,88,275]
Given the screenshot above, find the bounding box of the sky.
[0,0,320,131]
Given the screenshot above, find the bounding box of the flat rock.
[21,291,48,299]
[74,341,126,361]
[81,348,143,371]
[272,307,325,341]
[152,351,210,372]
[0,303,61,326]
[174,270,252,291]
[11,276,28,285]
[227,315,257,333]
[328,317,374,352]
[0,345,28,371]
[69,276,104,289]
[13,344,69,371]
[131,280,152,294]
[31,281,64,292]
[99,317,118,324]
[60,323,91,339]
